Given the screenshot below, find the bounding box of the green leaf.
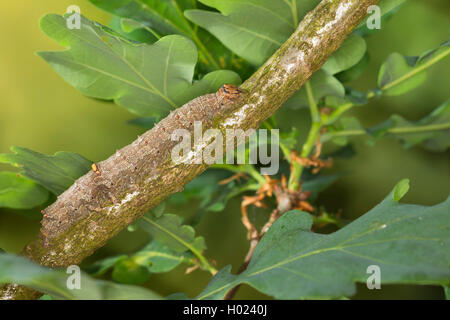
[128,117,158,129]
[87,241,195,285]
[368,100,450,151]
[322,35,367,75]
[84,255,128,276]
[378,41,450,96]
[324,117,364,146]
[0,254,161,300]
[89,0,197,38]
[169,170,238,223]
[284,70,345,109]
[377,53,427,96]
[336,52,370,83]
[0,172,49,209]
[109,16,159,44]
[0,146,92,195]
[444,286,450,300]
[134,241,195,273]
[187,0,365,71]
[89,0,248,73]
[392,179,409,202]
[185,0,321,66]
[112,258,151,284]
[38,14,240,118]
[138,212,206,254]
[197,182,450,299]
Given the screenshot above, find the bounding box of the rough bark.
[1,0,379,300]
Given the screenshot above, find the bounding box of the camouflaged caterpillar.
[38,84,245,253]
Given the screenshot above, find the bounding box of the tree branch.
[0,0,378,300]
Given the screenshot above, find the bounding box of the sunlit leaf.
[185,0,320,66]
[38,14,240,118]
[89,0,250,74]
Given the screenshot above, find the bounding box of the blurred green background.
[0,0,449,299]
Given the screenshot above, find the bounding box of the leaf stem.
[288,81,322,190]
[263,121,292,162]
[323,46,449,126]
[325,121,450,138]
[212,164,266,185]
[381,46,450,92]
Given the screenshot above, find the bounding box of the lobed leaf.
[0,146,92,195]
[378,41,450,96]
[368,100,450,151]
[86,241,195,285]
[38,14,240,118]
[89,0,249,74]
[89,0,197,38]
[0,172,49,210]
[197,181,450,299]
[138,211,206,254]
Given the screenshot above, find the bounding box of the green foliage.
[322,35,367,75]
[169,170,244,224]
[86,241,195,285]
[138,210,206,254]
[109,16,159,44]
[392,179,409,202]
[0,172,49,209]
[445,286,450,300]
[89,0,197,37]
[197,181,450,299]
[185,0,321,66]
[378,41,450,96]
[1,0,448,301]
[0,146,92,195]
[378,53,427,96]
[284,70,345,109]
[324,100,450,152]
[88,0,250,74]
[38,14,241,118]
[0,254,161,300]
[369,100,450,151]
[185,0,370,112]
